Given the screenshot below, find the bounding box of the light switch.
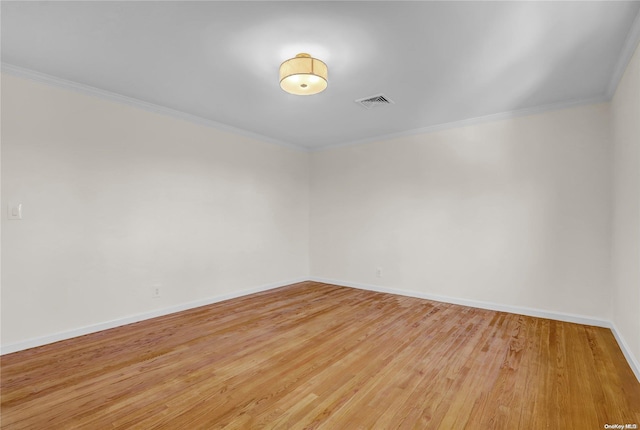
[8,202,23,220]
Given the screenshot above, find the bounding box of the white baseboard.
[310,277,611,326]
[310,276,640,382]
[0,277,307,355]
[609,322,640,382]
[3,276,638,383]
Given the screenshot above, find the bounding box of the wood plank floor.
[2,281,639,429]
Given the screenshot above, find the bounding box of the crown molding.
[314,95,609,152]
[1,63,308,152]
[606,8,640,99]
[0,57,620,153]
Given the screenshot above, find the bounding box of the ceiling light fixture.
[279,53,328,96]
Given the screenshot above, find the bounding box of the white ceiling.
[2,1,639,150]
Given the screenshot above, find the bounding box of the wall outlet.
[376,268,383,278]
[151,285,161,299]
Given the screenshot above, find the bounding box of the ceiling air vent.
[355,93,394,109]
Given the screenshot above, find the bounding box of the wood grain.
[2,281,639,429]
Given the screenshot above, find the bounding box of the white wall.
[611,41,640,370]
[1,74,309,348]
[311,103,612,319]
[2,58,636,376]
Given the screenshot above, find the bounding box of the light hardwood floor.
[2,281,639,429]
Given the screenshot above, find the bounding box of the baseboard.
[310,276,640,382]
[609,322,640,382]
[3,276,639,383]
[310,277,611,327]
[0,277,307,355]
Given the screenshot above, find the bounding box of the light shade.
[279,53,328,96]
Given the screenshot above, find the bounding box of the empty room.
[1,1,640,428]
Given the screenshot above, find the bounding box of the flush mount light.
[279,53,328,96]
